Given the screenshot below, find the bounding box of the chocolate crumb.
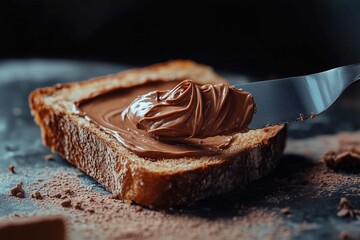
[310,112,317,119]
[337,197,360,218]
[340,231,351,240]
[339,197,352,209]
[280,207,291,215]
[8,165,15,174]
[337,208,350,217]
[52,193,62,199]
[64,189,74,195]
[61,199,72,208]
[10,182,25,198]
[75,202,83,210]
[87,209,95,214]
[31,191,43,200]
[298,113,309,122]
[134,206,143,212]
[321,139,360,172]
[44,154,54,161]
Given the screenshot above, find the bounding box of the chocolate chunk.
[340,231,351,240]
[31,191,43,200]
[339,197,352,209]
[337,197,360,218]
[64,189,74,196]
[8,165,15,174]
[337,208,350,217]
[75,202,83,210]
[10,183,25,198]
[52,193,62,199]
[61,200,71,208]
[321,140,360,173]
[87,209,95,214]
[0,215,66,240]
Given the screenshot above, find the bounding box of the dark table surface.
[0,59,360,240]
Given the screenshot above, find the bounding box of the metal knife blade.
[235,63,360,129]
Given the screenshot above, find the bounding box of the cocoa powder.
[28,173,294,240]
[12,130,360,239]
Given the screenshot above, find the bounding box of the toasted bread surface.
[29,60,286,208]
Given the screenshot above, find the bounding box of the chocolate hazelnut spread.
[77,80,255,159]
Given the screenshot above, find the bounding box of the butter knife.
[236,64,360,129]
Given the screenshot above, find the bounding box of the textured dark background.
[1,2,360,238]
[1,0,360,77]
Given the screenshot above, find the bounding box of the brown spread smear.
[78,80,255,159]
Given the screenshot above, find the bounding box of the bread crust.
[29,60,286,208]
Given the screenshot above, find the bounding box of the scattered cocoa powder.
[28,173,295,240]
[8,165,15,174]
[10,182,25,198]
[281,132,360,199]
[43,154,54,161]
[17,130,360,239]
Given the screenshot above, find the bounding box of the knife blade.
[236,63,360,129]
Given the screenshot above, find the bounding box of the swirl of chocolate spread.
[78,80,255,159]
[124,80,255,140]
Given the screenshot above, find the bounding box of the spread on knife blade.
[76,80,255,159]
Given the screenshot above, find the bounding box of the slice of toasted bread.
[29,60,286,208]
